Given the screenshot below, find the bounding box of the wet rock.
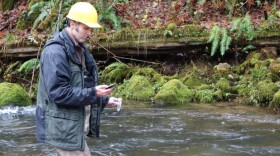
[0,82,32,106]
[214,63,231,72]
[155,79,193,105]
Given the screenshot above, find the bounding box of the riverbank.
[1,47,280,114]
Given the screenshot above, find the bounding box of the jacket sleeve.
[41,45,97,106]
[101,96,109,111]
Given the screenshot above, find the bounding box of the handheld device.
[106,83,116,89]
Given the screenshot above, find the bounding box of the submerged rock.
[0,82,32,106]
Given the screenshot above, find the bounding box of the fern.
[208,25,221,56]
[242,13,255,40]
[18,58,40,75]
[256,0,262,7]
[242,45,255,53]
[28,1,56,31]
[5,33,16,44]
[231,18,241,31]
[220,28,231,56]
[99,6,121,30]
[208,26,232,56]
[231,13,255,41]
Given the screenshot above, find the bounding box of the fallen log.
[0,37,279,59]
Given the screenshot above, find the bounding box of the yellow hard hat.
[66,2,101,28]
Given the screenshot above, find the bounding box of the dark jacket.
[35,29,108,151]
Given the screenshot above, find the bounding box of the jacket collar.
[60,28,85,65]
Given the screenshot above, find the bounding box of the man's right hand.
[95,85,113,97]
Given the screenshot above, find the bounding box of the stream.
[1,101,280,156]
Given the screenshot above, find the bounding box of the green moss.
[99,62,132,84]
[216,78,232,92]
[182,75,205,89]
[256,21,280,38]
[236,60,248,74]
[174,24,209,38]
[108,28,158,42]
[102,24,209,47]
[195,89,214,103]
[109,28,136,41]
[247,52,262,66]
[237,83,251,97]
[213,89,223,101]
[250,64,271,82]
[256,80,278,104]
[123,75,154,101]
[134,67,162,83]
[271,91,280,108]
[269,59,280,74]
[166,23,177,31]
[196,84,212,90]
[0,82,32,106]
[153,77,168,93]
[154,79,193,105]
[236,76,260,105]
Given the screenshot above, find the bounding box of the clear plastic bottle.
[113,98,122,111]
[117,98,122,111]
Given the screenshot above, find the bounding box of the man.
[35,2,120,155]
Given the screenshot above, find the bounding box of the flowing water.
[1,101,280,156]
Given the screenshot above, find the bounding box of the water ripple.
[0,106,35,115]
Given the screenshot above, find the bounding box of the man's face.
[71,22,92,44]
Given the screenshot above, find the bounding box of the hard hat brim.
[84,22,102,28]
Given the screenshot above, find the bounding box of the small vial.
[113,98,122,111]
[117,98,122,111]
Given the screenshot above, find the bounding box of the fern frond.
[220,28,232,56]
[99,6,122,30]
[225,36,232,51]
[107,8,121,29]
[230,18,241,32]
[242,13,255,40]
[208,29,215,43]
[220,28,227,56]
[18,58,40,75]
[209,25,221,56]
[28,2,47,17]
[230,13,255,41]
[28,1,56,31]
[242,45,255,53]
[33,9,49,29]
[256,0,262,7]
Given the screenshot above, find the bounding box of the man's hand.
[95,85,113,97]
[107,97,121,107]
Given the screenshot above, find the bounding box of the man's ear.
[69,20,75,27]
[74,22,79,32]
